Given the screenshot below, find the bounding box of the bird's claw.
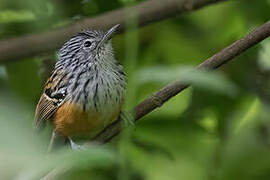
[68,137,86,151]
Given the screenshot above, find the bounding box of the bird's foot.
[68,137,86,151]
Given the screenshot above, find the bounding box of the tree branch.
[0,0,225,64]
[41,19,270,180]
[93,20,270,143]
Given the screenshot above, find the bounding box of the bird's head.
[58,24,120,64]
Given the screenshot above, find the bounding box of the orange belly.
[53,101,122,138]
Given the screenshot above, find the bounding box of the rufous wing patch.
[34,94,58,131]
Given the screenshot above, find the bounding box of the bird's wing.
[34,70,68,132]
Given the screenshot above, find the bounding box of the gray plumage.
[35,24,126,132]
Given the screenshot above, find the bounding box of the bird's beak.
[98,24,120,48]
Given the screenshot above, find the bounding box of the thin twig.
[93,20,270,143]
[0,0,226,63]
[41,20,270,180]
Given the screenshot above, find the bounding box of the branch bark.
[0,0,225,64]
[41,20,270,180]
[93,20,270,143]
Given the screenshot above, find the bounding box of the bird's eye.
[84,40,92,47]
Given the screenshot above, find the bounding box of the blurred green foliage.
[1,0,270,179]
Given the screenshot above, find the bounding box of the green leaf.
[258,38,270,71]
[136,66,238,97]
[5,58,41,103]
[0,10,35,23]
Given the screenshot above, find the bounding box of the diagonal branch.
[93,20,270,143]
[0,0,226,63]
[41,19,270,180]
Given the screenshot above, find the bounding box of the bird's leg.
[48,130,66,153]
[68,137,86,151]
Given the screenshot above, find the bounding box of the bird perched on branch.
[34,24,126,150]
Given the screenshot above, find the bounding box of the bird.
[34,24,126,150]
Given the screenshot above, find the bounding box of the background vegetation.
[1,0,270,179]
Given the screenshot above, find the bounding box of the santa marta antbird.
[34,24,126,150]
